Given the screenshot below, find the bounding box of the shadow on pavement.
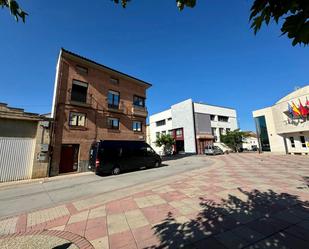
[52,242,73,249]
[146,189,309,249]
[161,154,195,162]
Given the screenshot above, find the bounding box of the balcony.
[132,105,148,117]
[68,89,93,107]
[106,99,125,114]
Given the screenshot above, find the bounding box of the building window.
[167,117,172,121]
[108,90,120,109]
[69,112,86,127]
[300,136,306,148]
[156,120,166,127]
[226,128,231,133]
[71,80,88,103]
[219,128,224,136]
[255,116,270,152]
[210,115,216,121]
[211,128,216,135]
[156,132,160,137]
[76,65,88,75]
[110,77,119,84]
[168,130,173,136]
[133,95,145,107]
[162,131,166,135]
[133,121,142,132]
[218,116,229,122]
[290,137,295,148]
[107,118,119,129]
[176,129,183,137]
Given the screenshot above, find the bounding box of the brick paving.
[0,153,309,248]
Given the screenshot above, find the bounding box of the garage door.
[0,137,35,182]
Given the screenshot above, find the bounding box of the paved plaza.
[0,154,309,249]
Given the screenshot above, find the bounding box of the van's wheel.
[154,161,161,168]
[112,166,121,175]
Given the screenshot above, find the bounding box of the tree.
[220,129,249,153]
[0,0,27,22]
[155,134,175,156]
[250,0,309,46]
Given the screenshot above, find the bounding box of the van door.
[124,142,149,170]
[144,146,157,167]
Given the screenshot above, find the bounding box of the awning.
[196,134,214,139]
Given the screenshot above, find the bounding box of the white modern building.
[253,85,309,155]
[148,99,238,155]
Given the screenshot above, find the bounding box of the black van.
[88,140,162,175]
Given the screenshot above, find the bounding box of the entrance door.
[59,144,79,174]
[175,141,184,154]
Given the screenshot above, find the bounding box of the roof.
[276,85,309,104]
[193,101,236,111]
[0,103,50,121]
[61,48,152,88]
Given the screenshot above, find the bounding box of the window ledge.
[107,129,120,133]
[70,100,91,108]
[69,126,87,131]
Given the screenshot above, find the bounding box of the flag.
[299,99,309,117]
[287,103,293,117]
[291,101,301,117]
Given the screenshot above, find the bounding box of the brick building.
[50,49,151,175]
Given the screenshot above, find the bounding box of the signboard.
[40,144,49,152]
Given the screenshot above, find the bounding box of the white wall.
[253,85,309,154]
[171,99,196,153]
[253,107,287,153]
[148,109,172,154]
[285,132,309,154]
[194,103,238,142]
[242,136,259,150]
[149,100,239,154]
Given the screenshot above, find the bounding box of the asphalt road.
[0,155,213,218]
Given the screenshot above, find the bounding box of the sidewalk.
[0,154,309,249]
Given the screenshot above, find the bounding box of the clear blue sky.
[1,1,308,131]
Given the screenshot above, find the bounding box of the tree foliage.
[155,134,175,155]
[250,0,309,46]
[220,129,250,153]
[112,0,196,11]
[0,0,27,22]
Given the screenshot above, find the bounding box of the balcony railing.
[68,89,93,107]
[106,99,125,113]
[132,105,148,117]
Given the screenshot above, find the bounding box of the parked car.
[204,145,224,155]
[251,145,258,151]
[88,140,162,175]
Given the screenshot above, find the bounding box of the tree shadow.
[145,189,309,249]
[52,242,72,249]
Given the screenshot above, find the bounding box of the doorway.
[59,144,79,174]
[175,140,185,154]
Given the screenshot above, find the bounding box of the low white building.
[242,131,259,151]
[148,99,238,155]
[253,85,309,155]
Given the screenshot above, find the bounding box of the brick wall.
[50,53,149,175]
